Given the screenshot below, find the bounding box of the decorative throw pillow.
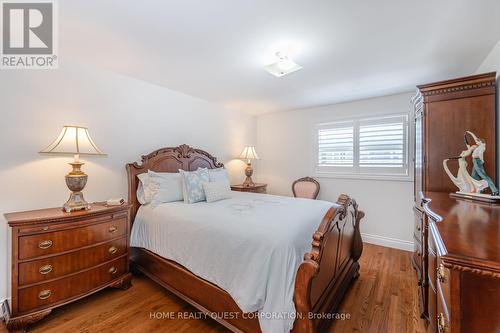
[137,172,152,204]
[203,182,232,203]
[208,168,230,187]
[179,168,210,204]
[148,171,184,207]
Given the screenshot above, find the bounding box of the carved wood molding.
[2,299,52,331]
[416,72,496,97]
[132,144,224,169]
[411,89,424,119]
[109,273,133,290]
[351,210,364,262]
[442,260,500,279]
[127,145,225,222]
[307,195,362,262]
[420,80,495,97]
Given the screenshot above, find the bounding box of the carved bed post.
[292,194,364,333]
[293,258,319,333]
[351,210,364,275]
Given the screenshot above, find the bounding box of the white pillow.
[203,182,232,203]
[137,173,152,204]
[179,168,210,203]
[148,171,184,207]
[208,168,230,186]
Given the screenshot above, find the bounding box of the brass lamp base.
[243,162,255,187]
[63,161,90,213]
[63,191,90,213]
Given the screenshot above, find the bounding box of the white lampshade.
[239,146,259,160]
[40,125,105,156]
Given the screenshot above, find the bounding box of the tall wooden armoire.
[411,72,497,332]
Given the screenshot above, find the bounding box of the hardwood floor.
[0,244,427,333]
[329,244,427,333]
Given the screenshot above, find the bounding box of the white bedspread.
[130,191,332,333]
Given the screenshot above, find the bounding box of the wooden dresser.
[411,72,498,332]
[2,203,132,333]
[422,192,500,333]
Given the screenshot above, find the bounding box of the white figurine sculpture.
[443,131,498,198]
[443,146,488,194]
[467,131,499,195]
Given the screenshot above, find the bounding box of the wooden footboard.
[293,194,364,333]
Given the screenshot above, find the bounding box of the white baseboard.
[361,232,413,252]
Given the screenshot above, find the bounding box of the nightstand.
[231,183,267,194]
[3,203,132,333]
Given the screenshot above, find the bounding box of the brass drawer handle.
[109,266,118,275]
[108,226,118,233]
[38,240,53,249]
[39,264,53,275]
[437,312,447,333]
[108,246,118,255]
[437,263,446,283]
[38,289,52,300]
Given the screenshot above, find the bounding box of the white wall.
[476,39,500,76]
[0,62,255,303]
[476,39,500,177]
[256,93,415,251]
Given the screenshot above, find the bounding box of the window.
[315,114,409,180]
[317,121,354,167]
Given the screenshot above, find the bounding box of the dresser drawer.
[413,207,423,240]
[231,184,267,193]
[18,257,127,313]
[437,287,450,333]
[250,186,266,194]
[19,218,127,260]
[19,237,127,286]
[18,213,117,235]
[428,246,436,291]
[413,235,422,277]
[436,260,451,315]
[417,285,425,317]
[428,227,437,291]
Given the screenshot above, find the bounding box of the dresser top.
[4,203,131,226]
[423,191,500,268]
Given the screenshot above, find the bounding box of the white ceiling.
[60,0,500,115]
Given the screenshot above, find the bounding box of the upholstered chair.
[292,177,320,199]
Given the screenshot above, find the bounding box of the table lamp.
[40,125,106,212]
[238,146,259,187]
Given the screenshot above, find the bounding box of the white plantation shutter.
[317,123,354,168]
[315,114,409,178]
[359,115,408,172]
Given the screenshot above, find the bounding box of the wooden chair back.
[292,177,320,199]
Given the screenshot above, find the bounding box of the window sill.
[315,172,413,182]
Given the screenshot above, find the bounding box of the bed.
[126,144,364,333]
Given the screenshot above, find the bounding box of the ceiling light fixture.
[264,52,302,77]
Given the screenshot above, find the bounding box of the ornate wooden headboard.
[126,144,224,221]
